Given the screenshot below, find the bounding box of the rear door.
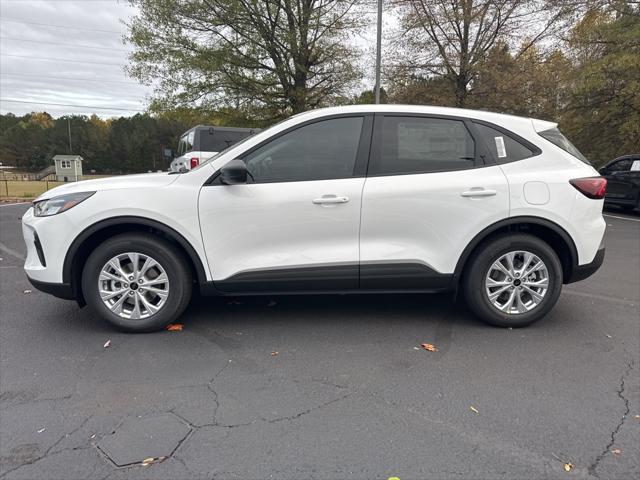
[198,114,372,292]
[359,114,510,289]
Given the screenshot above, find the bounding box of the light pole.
[374,0,383,104]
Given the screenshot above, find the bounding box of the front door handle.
[460,188,497,198]
[312,195,350,205]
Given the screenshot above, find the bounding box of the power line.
[1,53,125,67]
[1,37,129,53]
[1,72,140,85]
[0,99,145,112]
[0,17,122,34]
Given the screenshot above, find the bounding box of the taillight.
[190,157,199,169]
[570,177,607,199]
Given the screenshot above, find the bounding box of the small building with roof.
[53,155,83,182]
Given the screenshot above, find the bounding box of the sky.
[0,0,391,119]
[0,0,151,117]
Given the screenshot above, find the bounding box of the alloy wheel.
[98,252,169,320]
[484,250,549,314]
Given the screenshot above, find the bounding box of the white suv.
[22,105,606,332]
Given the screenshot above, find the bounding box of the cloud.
[0,0,151,117]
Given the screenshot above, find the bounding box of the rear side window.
[474,123,535,163]
[369,116,476,176]
[538,128,589,164]
[201,131,252,152]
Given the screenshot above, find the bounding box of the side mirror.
[220,159,248,185]
[598,168,608,175]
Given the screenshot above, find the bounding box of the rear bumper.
[26,276,75,300]
[566,246,605,284]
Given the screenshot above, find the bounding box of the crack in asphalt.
[588,359,635,478]
[0,414,94,479]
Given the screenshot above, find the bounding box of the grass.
[0,175,113,199]
[1,180,69,199]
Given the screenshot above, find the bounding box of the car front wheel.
[463,234,563,328]
[81,233,192,332]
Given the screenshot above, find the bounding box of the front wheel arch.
[64,217,207,303]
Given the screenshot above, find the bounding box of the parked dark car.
[599,154,640,211]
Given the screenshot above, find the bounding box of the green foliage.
[559,7,640,165]
[0,110,247,173]
[126,0,365,118]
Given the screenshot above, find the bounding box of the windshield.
[538,128,589,164]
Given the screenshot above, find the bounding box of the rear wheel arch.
[454,216,578,284]
[64,217,207,302]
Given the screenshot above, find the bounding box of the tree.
[126,0,366,119]
[560,4,640,164]
[392,0,574,107]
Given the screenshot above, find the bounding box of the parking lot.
[0,201,638,479]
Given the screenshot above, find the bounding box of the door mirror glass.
[220,159,248,184]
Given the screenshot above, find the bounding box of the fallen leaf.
[23,289,32,294]
[606,334,612,338]
[612,448,621,455]
[564,462,573,472]
[141,456,165,466]
[470,406,479,414]
[90,434,96,439]
[388,477,401,480]
[37,427,45,433]
[420,343,438,352]
[166,323,183,331]
[635,415,640,420]
[103,340,111,348]
[270,351,279,356]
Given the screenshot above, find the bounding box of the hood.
[36,172,179,201]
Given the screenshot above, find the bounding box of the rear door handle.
[312,195,350,205]
[460,188,497,198]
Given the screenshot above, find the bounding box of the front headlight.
[33,191,95,217]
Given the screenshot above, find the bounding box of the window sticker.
[631,160,640,172]
[494,136,507,158]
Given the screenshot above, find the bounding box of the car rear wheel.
[82,233,192,332]
[463,234,563,328]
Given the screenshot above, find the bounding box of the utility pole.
[374,0,383,104]
[67,117,72,154]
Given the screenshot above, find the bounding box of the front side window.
[474,123,535,163]
[538,128,589,164]
[608,159,633,172]
[369,116,476,176]
[243,117,364,183]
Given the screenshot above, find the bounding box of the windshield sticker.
[495,136,507,158]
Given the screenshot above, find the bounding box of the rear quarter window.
[538,128,590,164]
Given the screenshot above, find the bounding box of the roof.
[53,155,83,161]
[304,103,553,125]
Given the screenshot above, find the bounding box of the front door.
[198,115,372,292]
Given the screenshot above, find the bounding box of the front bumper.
[566,246,605,283]
[26,277,75,300]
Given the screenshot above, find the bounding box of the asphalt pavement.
[1,202,638,480]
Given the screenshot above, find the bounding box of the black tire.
[81,233,192,332]
[462,233,563,328]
